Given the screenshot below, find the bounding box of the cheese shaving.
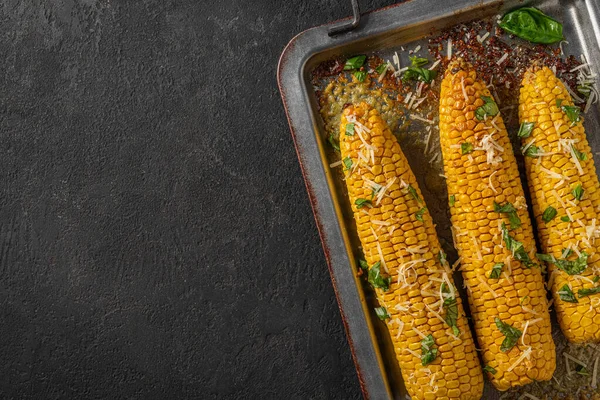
[507,346,532,372]
[539,165,569,181]
[496,52,509,65]
[447,39,452,60]
[461,77,469,103]
[412,326,427,339]
[477,275,498,297]
[376,242,388,273]
[410,114,435,124]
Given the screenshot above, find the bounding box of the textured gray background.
[0,0,396,398]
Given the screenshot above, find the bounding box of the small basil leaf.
[542,206,557,223]
[490,263,504,279]
[374,306,390,320]
[449,195,455,207]
[572,184,584,201]
[558,284,578,303]
[344,55,366,70]
[343,156,353,171]
[353,70,367,82]
[461,142,474,154]
[355,198,372,209]
[483,365,497,374]
[517,122,534,138]
[345,123,355,136]
[578,286,600,298]
[475,96,499,120]
[421,334,438,366]
[367,262,391,291]
[328,134,340,152]
[495,317,522,352]
[415,207,427,222]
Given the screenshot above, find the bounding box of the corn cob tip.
[445,57,472,75]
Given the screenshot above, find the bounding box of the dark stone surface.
[0,0,396,399]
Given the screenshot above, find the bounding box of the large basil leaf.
[499,7,564,44]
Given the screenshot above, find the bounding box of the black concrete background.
[0,0,397,399]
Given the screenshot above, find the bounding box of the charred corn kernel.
[519,65,600,343]
[439,59,556,391]
[341,102,483,400]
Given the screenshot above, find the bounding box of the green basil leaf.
[415,207,427,222]
[368,262,391,291]
[576,365,590,376]
[558,284,578,303]
[402,67,437,84]
[494,202,521,229]
[495,317,522,352]
[475,96,499,120]
[523,144,541,157]
[517,122,534,138]
[561,105,581,125]
[409,56,429,67]
[359,259,369,271]
[421,334,438,366]
[572,184,584,201]
[489,263,504,279]
[343,156,353,171]
[572,145,587,161]
[483,365,497,374]
[344,55,366,70]
[345,123,355,136]
[594,276,600,283]
[501,223,534,267]
[561,216,571,222]
[449,195,455,207]
[578,286,600,297]
[542,206,557,223]
[499,7,564,44]
[407,184,422,203]
[375,63,388,75]
[374,306,390,320]
[353,70,367,82]
[443,297,459,334]
[328,134,340,152]
[461,142,474,154]
[537,252,588,275]
[355,198,372,209]
[578,84,592,98]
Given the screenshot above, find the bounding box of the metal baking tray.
[277,0,600,398]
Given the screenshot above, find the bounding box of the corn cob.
[519,65,600,343]
[438,59,556,391]
[340,102,483,400]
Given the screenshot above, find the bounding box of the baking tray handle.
[328,0,360,36]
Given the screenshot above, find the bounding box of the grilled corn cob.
[439,59,556,391]
[340,102,483,400]
[519,65,600,343]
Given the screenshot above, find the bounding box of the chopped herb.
[483,365,497,374]
[343,156,353,171]
[367,261,391,291]
[578,84,592,98]
[501,223,535,267]
[523,144,541,157]
[461,142,474,154]
[495,317,522,352]
[438,250,447,266]
[558,284,578,303]
[561,216,571,222]
[374,306,390,320]
[449,195,455,207]
[498,7,564,44]
[344,55,366,70]
[536,252,588,275]
[578,286,600,297]
[475,96,499,120]
[355,198,372,209]
[572,145,587,161]
[520,296,529,305]
[494,202,522,229]
[421,334,438,366]
[572,184,584,201]
[409,56,429,67]
[576,365,590,376]
[328,134,340,152]
[415,207,427,222]
[517,122,534,138]
[561,105,582,125]
[556,99,563,108]
[345,123,355,136]
[594,276,600,283]
[442,284,460,335]
[407,185,422,203]
[375,63,388,75]
[489,263,504,279]
[542,206,557,223]
[402,67,437,84]
[359,259,369,271]
[353,70,367,82]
